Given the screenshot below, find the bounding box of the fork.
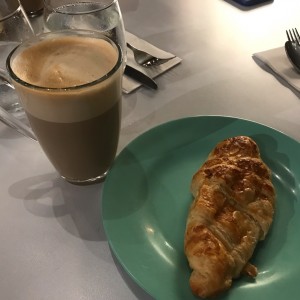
[286,28,300,45]
[285,28,300,73]
[127,42,176,67]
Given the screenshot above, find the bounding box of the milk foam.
[12,36,118,88]
[11,35,122,123]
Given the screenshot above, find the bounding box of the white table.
[1,0,300,299]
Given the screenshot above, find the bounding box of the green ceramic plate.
[102,116,300,300]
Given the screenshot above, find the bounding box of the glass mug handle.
[0,68,14,88]
[0,68,37,140]
[0,67,20,111]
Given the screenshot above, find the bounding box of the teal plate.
[102,116,300,300]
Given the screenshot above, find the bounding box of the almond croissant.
[184,136,275,298]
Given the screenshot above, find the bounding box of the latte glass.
[6,30,123,184]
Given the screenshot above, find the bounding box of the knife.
[124,65,158,90]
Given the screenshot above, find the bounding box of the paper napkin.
[253,46,300,92]
[123,31,182,93]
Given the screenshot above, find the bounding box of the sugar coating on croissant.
[184,136,275,298]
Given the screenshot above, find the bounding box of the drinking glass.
[6,30,123,184]
[0,0,35,117]
[43,0,126,58]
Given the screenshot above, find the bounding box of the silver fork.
[285,28,300,73]
[127,42,176,67]
[286,28,300,45]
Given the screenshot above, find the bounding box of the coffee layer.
[26,101,121,180]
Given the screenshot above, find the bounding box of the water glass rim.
[44,0,118,15]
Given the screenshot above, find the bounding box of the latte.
[9,31,123,183]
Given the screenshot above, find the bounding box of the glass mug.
[0,0,35,116]
[6,30,123,184]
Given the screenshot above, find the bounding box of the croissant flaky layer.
[184,136,275,298]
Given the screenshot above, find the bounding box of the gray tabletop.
[1,0,300,299]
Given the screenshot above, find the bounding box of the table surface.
[1,0,300,299]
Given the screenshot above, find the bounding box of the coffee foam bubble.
[11,36,122,123]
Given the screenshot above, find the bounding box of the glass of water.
[43,0,126,59]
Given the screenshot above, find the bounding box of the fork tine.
[289,29,295,43]
[295,28,300,45]
[292,29,299,45]
[286,30,292,42]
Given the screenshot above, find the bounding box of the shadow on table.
[8,172,158,299]
[8,172,106,243]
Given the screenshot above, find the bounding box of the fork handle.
[126,43,135,51]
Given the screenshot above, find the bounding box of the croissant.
[184,136,275,298]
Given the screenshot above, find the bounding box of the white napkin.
[253,46,300,92]
[123,31,182,93]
